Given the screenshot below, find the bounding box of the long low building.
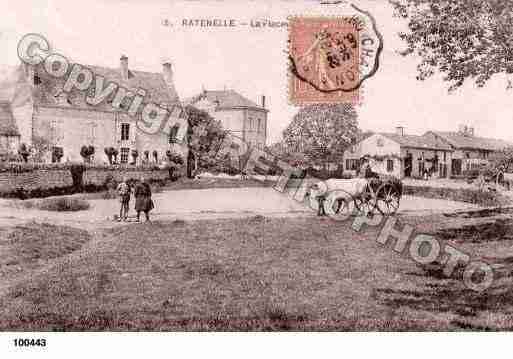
[344,125,513,179]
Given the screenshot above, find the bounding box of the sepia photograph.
[0,0,513,356]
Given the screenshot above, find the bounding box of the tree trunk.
[186,150,195,178]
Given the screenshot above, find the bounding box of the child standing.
[117,177,131,221]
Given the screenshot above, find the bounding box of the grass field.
[1,215,513,331]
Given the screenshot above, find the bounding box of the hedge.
[403,185,510,207]
[0,161,166,173]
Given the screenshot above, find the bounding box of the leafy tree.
[391,0,513,91]
[165,149,184,179]
[17,143,30,163]
[266,142,309,168]
[88,145,95,159]
[489,147,513,172]
[80,145,95,163]
[104,147,116,165]
[52,147,63,163]
[184,105,227,177]
[282,103,359,169]
[131,149,138,165]
[30,136,52,163]
[112,148,119,164]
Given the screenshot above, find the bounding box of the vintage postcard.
[0,0,513,354]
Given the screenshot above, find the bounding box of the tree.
[104,147,116,165]
[391,0,513,91]
[112,148,119,164]
[131,149,138,165]
[165,149,184,179]
[17,143,30,163]
[184,105,227,177]
[31,136,52,163]
[489,147,513,171]
[282,103,359,169]
[80,145,95,163]
[52,147,63,163]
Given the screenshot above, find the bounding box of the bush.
[403,185,509,207]
[20,197,91,212]
[18,143,30,163]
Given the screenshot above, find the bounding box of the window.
[377,138,384,147]
[120,147,129,164]
[346,159,359,171]
[121,123,130,141]
[257,118,262,133]
[34,74,41,85]
[387,159,394,172]
[418,161,425,175]
[169,125,179,144]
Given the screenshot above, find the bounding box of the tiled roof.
[380,133,452,151]
[189,89,266,110]
[430,131,513,151]
[31,62,179,111]
[0,102,19,136]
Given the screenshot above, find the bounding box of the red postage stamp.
[289,14,381,105]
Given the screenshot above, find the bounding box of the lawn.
[1,215,512,331]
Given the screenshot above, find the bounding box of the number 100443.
[13,338,46,347]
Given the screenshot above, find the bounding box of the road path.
[0,187,480,230]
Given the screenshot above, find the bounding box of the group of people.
[116,177,154,222]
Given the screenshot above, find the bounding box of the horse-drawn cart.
[309,175,403,217]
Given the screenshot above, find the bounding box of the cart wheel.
[354,183,377,216]
[375,183,400,216]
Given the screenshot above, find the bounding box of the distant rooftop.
[380,132,452,151]
[430,131,513,151]
[188,89,267,111]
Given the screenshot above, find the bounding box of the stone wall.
[83,168,169,186]
[0,167,170,195]
[0,169,73,192]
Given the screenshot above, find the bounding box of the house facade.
[344,127,453,179]
[424,125,513,176]
[188,89,268,149]
[2,56,187,164]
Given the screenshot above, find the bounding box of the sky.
[1,0,513,144]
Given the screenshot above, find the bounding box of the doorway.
[404,153,413,177]
[452,159,462,176]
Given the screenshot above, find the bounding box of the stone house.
[187,89,268,149]
[2,56,186,164]
[424,125,513,176]
[343,127,453,179]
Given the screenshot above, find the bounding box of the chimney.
[120,55,129,81]
[261,95,266,108]
[162,60,178,101]
[395,126,404,136]
[162,60,173,84]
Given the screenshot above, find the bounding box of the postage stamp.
[288,7,383,105]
